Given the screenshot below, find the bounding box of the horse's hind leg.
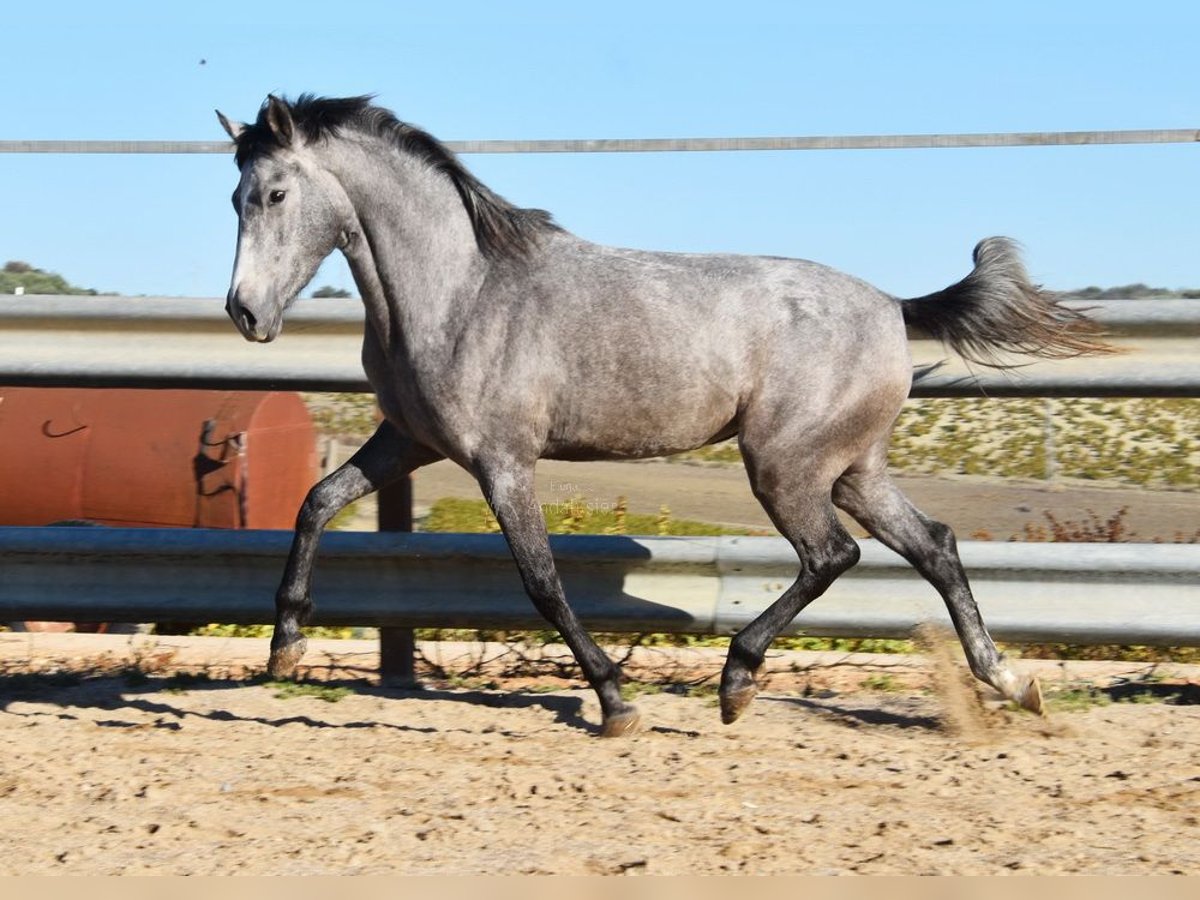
[720,458,862,724]
[269,421,442,678]
[832,452,1043,714]
[476,456,639,736]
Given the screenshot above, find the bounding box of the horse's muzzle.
[226,290,280,343]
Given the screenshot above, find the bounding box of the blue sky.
[3,1,1198,298]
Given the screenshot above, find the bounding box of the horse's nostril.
[241,307,258,331]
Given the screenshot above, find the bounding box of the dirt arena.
[1,633,1197,875]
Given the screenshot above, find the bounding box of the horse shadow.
[761,693,945,731]
[0,669,598,735]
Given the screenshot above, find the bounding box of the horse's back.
[527,236,912,392]
[530,237,903,335]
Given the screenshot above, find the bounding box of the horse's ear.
[265,95,295,146]
[215,110,245,142]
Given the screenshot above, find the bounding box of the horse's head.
[217,96,353,342]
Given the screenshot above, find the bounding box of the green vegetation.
[1,260,100,295]
[265,680,352,703]
[1012,643,1200,665]
[189,623,359,640]
[311,285,352,298]
[190,623,272,639]
[859,673,902,692]
[620,680,666,700]
[1042,676,1194,711]
[1044,685,1112,712]
[422,495,763,537]
[410,627,915,655]
[1059,284,1200,300]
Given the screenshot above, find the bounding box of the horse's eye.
[268,189,287,205]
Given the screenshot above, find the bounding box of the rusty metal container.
[0,388,319,529]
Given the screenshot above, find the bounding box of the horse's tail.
[900,237,1117,368]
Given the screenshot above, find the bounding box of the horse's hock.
[0,387,319,529]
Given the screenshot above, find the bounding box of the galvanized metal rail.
[1,295,1197,397]
[2,528,1198,646]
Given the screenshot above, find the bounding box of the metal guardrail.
[0,296,366,392]
[1,295,1198,397]
[2,528,1198,646]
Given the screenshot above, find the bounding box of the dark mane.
[233,94,560,260]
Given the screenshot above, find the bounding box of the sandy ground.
[1,632,1198,875]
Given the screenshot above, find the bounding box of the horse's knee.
[833,532,862,571]
[296,480,340,531]
[809,531,860,584]
[926,519,959,556]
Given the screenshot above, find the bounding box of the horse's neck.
[331,143,486,352]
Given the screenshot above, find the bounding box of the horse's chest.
[362,347,475,459]
[370,370,447,446]
[361,334,434,436]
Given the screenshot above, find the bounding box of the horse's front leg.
[269,421,442,677]
[477,457,640,737]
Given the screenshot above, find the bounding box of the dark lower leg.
[834,471,1042,713]
[720,511,861,724]
[479,462,638,736]
[270,423,439,677]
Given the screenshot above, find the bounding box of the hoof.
[268,638,307,679]
[1016,675,1045,716]
[719,682,758,725]
[600,707,641,738]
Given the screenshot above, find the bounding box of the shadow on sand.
[0,669,603,735]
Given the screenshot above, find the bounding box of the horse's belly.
[543,398,738,462]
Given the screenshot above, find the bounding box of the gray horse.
[218,94,1111,736]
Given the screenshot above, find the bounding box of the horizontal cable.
[1,128,1198,155]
